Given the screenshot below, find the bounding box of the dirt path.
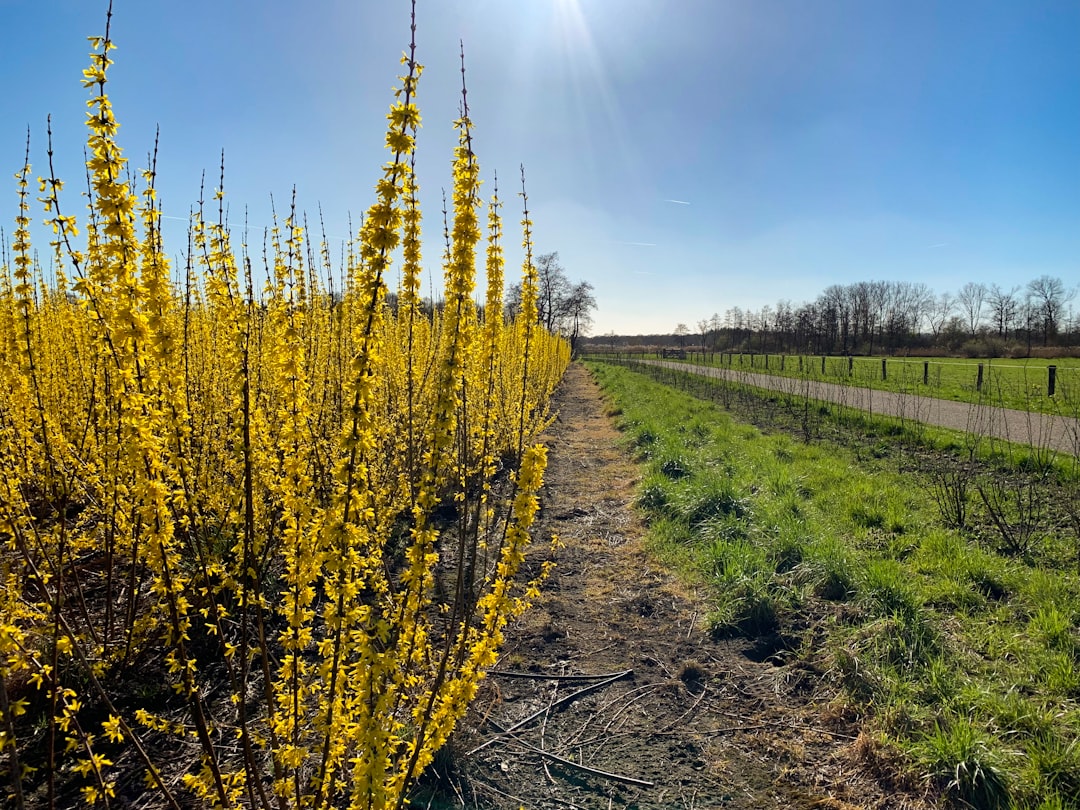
[451,364,928,810]
[637,359,1080,457]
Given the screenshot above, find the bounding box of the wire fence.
[583,351,1080,419]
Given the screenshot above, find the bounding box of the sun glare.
[550,0,642,201]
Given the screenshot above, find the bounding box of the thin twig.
[643,720,858,740]
[560,681,655,749]
[467,669,632,755]
[469,777,528,807]
[685,611,698,639]
[656,683,709,734]
[646,723,769,737]
[488,668,631,681]
[540,681,556,784]
[709,709,861,740]
[506,738,654,788]
[597,684,661,738]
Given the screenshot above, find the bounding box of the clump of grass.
[1040,652,1080,698]
[1029,606,1076,654]
[628,425,660,458]
[678,659,707,688]
[702,538,779,634]
[919,655,958,703]
[916,718,1012,810]
[1021,734,1080,807]
[659,455,692,479]
[800,537,860,601]
[706,576,780,636]
[673,478,750,526]
[637,476,671,513]
[768,529,805,574]
[968,566,1013,603]
[852,503,888,530]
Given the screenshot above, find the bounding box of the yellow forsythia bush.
[0,7,569,809]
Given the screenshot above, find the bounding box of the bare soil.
[445,363,933,810]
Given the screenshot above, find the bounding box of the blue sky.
[3,0,1078,335]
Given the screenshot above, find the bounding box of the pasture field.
[596,352,1080,417]
[588,359,1080,810]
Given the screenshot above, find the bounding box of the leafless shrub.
[929,459,975,530]
[975,473,1047,557]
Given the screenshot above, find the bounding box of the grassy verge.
[587,352,1080,418]
[625,356,1080,483]
[587,359,1080,810]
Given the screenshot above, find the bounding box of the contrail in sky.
[664,199,691,205]
[619,241,657,247]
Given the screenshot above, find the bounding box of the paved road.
[632,359,1080,458]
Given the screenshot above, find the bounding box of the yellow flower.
[102,715,124,743]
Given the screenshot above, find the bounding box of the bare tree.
[724,306,745,349]
[890,281,933,341]
[794,301,819,352]
[956,281,987,338]
[817,285,848,354]
[562,281,596,356]
[534,252,573,333]
[758,304,772,352]
[697,318,711,350]
[1026,275,1073,345]
[987,284,1020,339]
[506,252,596,355]
[673,323,691,347]
[867,280,890,354]
[912,282,935,334]
[849,281,873,349]
[927,292,955,338]
[773,300,795,351]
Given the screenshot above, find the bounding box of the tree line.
[691,275,1077,357]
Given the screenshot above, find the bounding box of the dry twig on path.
[467,669,633,755]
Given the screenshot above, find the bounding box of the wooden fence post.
[1048,365,1057,397]
[821,356,826,374]
[848,356,854,375]
[923,361,929,385]
[881,358,887,380]
[976,363,984,392]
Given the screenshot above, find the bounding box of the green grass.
[621,355,1080,482]
[600,352,1080,418]
[587,359,1080,810]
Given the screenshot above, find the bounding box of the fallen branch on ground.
[504,737,655,788]
[488,669,632,681]
[467,669,633,755]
